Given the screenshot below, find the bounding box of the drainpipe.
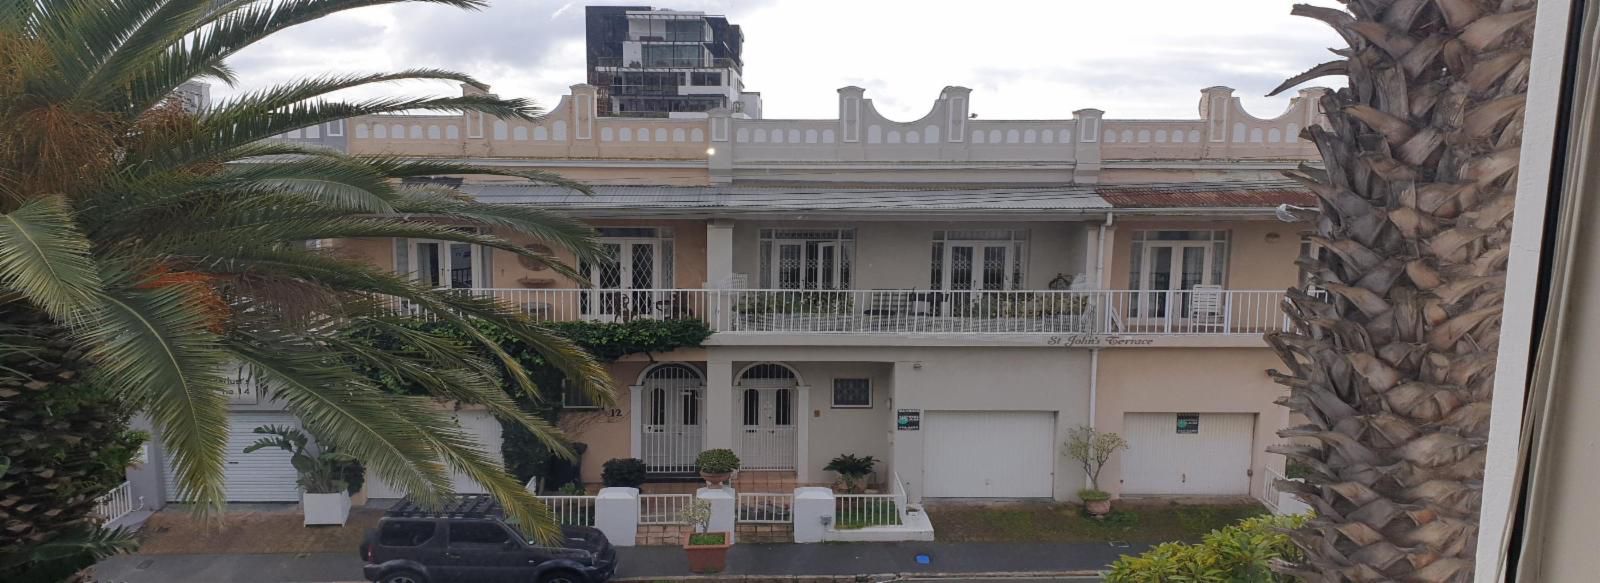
[1087,347,1101,491]
[1095,212,1114,288]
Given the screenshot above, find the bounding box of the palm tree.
[0,0,612,557]
[1267,1,1534,580]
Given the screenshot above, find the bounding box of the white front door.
[923,411,1056,498]
[1121,413,1255,495]
[736,387,797,470]
[581,240,662,320]
[640,365,705,473]
[410,240,482,289]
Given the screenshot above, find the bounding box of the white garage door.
[1122,413,1255,495]
[164,411,303,502]
[366,409,504,499]
[924,411,1055,498]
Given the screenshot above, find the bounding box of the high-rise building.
[585,5,759,118]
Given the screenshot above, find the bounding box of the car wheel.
[380,570,427,583]
[539,569,585,583]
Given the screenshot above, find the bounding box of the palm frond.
[0,195,105,326]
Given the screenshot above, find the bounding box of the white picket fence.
[541,495,596,526]
[93,481,137,524]
[736,492,795,523]
[639,493,693,525]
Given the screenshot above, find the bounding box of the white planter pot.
[302,492,352,526]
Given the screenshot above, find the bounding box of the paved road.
[96,541,1130,582]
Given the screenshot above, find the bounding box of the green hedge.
[1106,513,1309,583]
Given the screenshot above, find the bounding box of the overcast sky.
[225,0,1345,121]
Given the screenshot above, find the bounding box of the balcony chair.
[1187,284,1227,333]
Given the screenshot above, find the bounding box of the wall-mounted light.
[706,147,716,156]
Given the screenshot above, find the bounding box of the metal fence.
[639,493,694,525]
[736,492,795,523]
[93,481,137,524]
[540,495,597,526]
[834,493,902,529]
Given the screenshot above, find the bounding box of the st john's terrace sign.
[1045,334,1156,347]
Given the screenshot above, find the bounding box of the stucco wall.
[1093,348,1287,498]
[731,220,1091,290]
[562,360,647,484]
[780,362,894,488]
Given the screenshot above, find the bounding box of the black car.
[360,495,617,583]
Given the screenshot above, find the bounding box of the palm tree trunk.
[1267,1,1535,581]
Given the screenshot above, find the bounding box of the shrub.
[1065,425,1129,492]
[601,458,648,488]
[1105,513,1309,583]
[824,454,877,493]
[1078,488,1111,502]
[696,449,741,474]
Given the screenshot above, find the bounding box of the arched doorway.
[736,363,800,470]
[639,363,705,473]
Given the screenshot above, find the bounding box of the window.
[378,521,436,547]
[832,378,872,408]
[691,72,721,86]
[561,380,598,410]
[664,20,705,42]
[930,230,1027,290]
[759,228,854,289]
[1298,235,1326,291]
[395,230,488,289]
[642,44,703,67]
[449,521,511,546]
[1128,230,1230,318]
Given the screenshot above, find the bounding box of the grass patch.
[926,500,1267,544]
[687,532,727,546]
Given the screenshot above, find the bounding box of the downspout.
[1088,212,1112,491]
[1095,212,1114,288]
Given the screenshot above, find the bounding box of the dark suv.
[360,495,617,583]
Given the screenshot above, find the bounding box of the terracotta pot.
[700,471,732,489]
[683,532,733,573]
[1085,498,1112,518]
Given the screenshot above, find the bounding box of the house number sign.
[897,409,921,431]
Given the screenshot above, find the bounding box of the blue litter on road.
[915,554,931,564]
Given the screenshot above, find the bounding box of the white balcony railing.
[387,288,1296,337]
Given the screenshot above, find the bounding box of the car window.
[449,521,512,546]
[378,521,436,547]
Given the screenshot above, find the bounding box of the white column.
[792,486,834,543]
[890,361,924,504]
[629,385,643,460]
[595,487,639,547]
[705,219,735,289]
[696,487,737,543]
[796,385,811,483]
[705,360,735,450]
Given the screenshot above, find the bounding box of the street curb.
[615,570,1108,582]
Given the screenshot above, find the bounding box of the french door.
[409,240,482,289]
[770,240,845,289]
[1134,242,1217,317]
[639,364,704,473]
[581,239,662,320]
[736,387,796,470]
[940,242,1015,291]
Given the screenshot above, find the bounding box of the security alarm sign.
[1176,414,1200,434]
[897,409,921,431]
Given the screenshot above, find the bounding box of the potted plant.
[601,457,648,489]
[1065,425,1129,518]
[679,498,731,573]
[824,454,877,493]
[244,425,360,526]
[696,449,740,489]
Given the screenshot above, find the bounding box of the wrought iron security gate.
[640,364,704,473]
[736,364,798,470]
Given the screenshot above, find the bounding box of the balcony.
[393,289,1294,339]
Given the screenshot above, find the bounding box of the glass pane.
[819,243,837,289]
[778,244,802,289]
[1181,247,1206,290]
[1129,242,1143,290]
[650,389,666,425]
[448,243,473,288]
[775,389,792,426]
[950,246,974,291]
[1212,241,1228,285]
[1148,246,1173,317]
[759,241,773,288]
[681,390,698,425]
[596,244,622,289]
[929,243,943,289]
[630,243,655,289]
[417,243,442,288]
[981,246,1007,291]
[742,389,760,426]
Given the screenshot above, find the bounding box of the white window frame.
[560,379,599,410]
[929,229,1028,291]
[759,228,854,290]
[395,230,486,289]
[830,378,872,409]
[1128,230,1229,292]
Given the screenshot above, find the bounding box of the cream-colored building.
[151,81,1327,508]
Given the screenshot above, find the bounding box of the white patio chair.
[1188,284,1226,332]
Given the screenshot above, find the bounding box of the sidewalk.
[94,541,1135,582]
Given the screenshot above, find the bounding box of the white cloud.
[216,0,1346,121]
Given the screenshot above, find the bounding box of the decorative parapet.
[266,83,1324,169]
